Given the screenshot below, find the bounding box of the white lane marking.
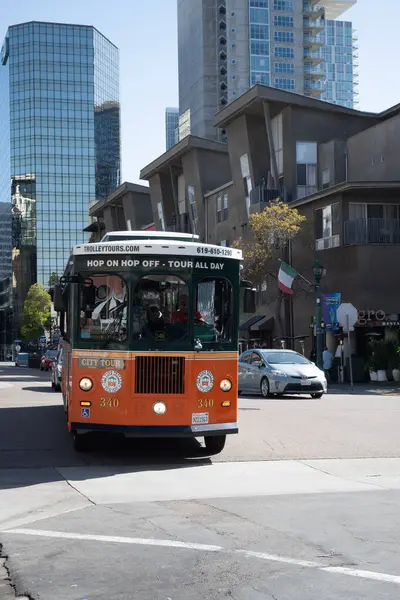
[4,528,400,586]
[321,566,400,585]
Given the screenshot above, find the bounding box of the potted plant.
[392,347,400,382]
[365,355,378,381]
[374,340,388,382]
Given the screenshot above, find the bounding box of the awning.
[83,221,105,233]
[239,315,265,331]
[250,315,274,331]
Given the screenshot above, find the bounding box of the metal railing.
[250,186,281,205]
[344,218,400,245]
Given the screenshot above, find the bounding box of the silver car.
[239,349,327,399]
[51,347,64,392]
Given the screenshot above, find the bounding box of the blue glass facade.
[0,21,120,302]
[165,107,179,150]
[322,20,355,108]
[249,0,270,87]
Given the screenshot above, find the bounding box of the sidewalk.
[328,381,400,395]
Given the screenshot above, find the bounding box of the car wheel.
[204,435,226,454]
[260,377,271,398]
[311,392,323,399]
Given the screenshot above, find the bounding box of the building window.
[274,46,294,58]
[271,113,283,177]
[274,62,294,73]
[273,0,293,10]
[274,78,295,90]
[188,185,198,234]
[217,193,228,223]
[157,202,165,231]
[249,0,268,7]
[251,72,270,85]
[321,168,330,189]
[274,31,294,43]
[250,40,269,55]
[250,24,269,40]
[273,16,294,27]
[296,141,317,199]
[315,203,340,250]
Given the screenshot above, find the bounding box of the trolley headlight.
[153,401,167,416]
[79,377,93,392]
[220,379,232,392]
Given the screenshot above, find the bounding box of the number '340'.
[100,397,119,408]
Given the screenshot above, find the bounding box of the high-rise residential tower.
[165,107,179,150]
[178,0,357,140]
[0,21,120,321]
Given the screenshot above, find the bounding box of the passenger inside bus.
[171,294,204,324]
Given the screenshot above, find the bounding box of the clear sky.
[1,0,399,185]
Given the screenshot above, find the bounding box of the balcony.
[304,49,324,65]
[303,34,324,49]
[303,5,325,18]
[303,18,325,34]
[250,186,281,208]
[344,218,400,245]
[304,66,325,80]
[304,81,325,97]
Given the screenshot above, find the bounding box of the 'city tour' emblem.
[101,370,122,393]
[196,370,214,393]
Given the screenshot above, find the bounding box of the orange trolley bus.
[54,231,252,453]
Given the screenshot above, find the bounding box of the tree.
[234,199,306,333]
[48,272,59,288]
[20,284,52,342]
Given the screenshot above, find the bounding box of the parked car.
[51,347,64,391]
[40,349,58,371]
[238,349,327,399]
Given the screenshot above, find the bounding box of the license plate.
[192,412,209,425]
[301,380,311,386]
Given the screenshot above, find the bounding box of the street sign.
[337,303,358,332]
[40,335,47,344]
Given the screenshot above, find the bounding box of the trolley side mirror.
[53,285,67,312]
[243,288,256,314]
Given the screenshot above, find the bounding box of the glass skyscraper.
[178,0,357,140]
[165,107,179,150]
[0,22,120,321]
[322,19,357,108]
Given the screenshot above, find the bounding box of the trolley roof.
[73,231,242,260]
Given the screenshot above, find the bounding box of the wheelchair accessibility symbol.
[81,408,90,418]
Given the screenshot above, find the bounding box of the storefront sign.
[322,293,341,330]
[357,309,386,326]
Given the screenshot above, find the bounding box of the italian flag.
[278,261,297,295]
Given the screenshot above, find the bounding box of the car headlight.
[153,401,167,416]
[220,379,232,392]
[270,370,287,377]
[79,377,93,391]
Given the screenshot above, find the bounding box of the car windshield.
[47,350,58,358]
[263,352,310,365]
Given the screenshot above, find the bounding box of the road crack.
[54,467,96,506]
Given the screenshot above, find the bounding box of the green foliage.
[48,272,59,288]
[234,198,306,285]
[20,284,52,342]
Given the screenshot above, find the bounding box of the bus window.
[78,274,128,345]
[133,274,189,342]
[195,277,233,344]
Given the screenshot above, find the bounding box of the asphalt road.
[1,364,400,599]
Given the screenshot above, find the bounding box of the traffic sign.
[337,303,358,332]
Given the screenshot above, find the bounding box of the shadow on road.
[22,385,55,393]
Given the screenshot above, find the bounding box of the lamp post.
[312,259,325,370]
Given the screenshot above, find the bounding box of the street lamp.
[312,259,325,369]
